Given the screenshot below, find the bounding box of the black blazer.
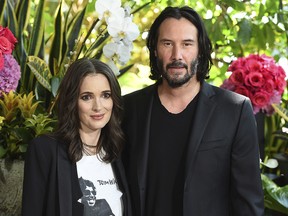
[122,82,264,216]
[22,135,132,216]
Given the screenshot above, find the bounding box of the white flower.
[107,60,120,76]
[107,16,140,43]
[103,42,131,65]
[95,0,124,23]
[261,158,279,169]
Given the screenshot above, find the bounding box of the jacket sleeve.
[230,99,264,216]
[21,137,54,215]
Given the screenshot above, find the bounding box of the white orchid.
[95,0,124,23]
[94,0,139,75]
[107,60,120,76]
[103,42,131,65]
[108,16,140,43]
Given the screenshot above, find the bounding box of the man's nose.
[171,45,183,61]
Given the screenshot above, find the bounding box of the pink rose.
[262,79,275,94]
[0,27,17,49]
[244,72,264,88]
[234,86,251,98]
[245,58,262,73]
[229,69,246,86]
[251,90,270,108]
[0,36,13,54]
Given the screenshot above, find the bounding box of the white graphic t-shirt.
[77,155,123,216]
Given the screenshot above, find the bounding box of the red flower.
[0,26,18,49]
[220,54,287,115]
[0,36,13,54]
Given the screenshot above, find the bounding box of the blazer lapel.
[136,85,156,213]
[57,142,83,216]
[184,82,217,189]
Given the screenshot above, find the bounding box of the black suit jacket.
[22,135,132,216]
[122,82,264,216]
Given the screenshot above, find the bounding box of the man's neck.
[157,78,201,114]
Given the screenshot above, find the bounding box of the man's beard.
[157,58,199,88]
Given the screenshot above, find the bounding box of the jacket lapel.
[136,85,156,214]
[57,142,83,216]
[184,82,217,188]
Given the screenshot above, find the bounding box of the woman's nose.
[92,97,102,111]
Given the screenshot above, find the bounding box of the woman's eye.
[81,95,92,100]
[102,92,111,99]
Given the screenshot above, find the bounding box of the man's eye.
[183,43,193,47]
[164,42,172,47]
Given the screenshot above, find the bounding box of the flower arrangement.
[95,0,140,74]
[220,54,286,115]
[0,26,20,97]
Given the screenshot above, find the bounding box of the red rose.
[234,86,251,98]
[0,27,17,49]
[245,58,262,73]
[229,69,246,86]
[263,79,275,94]
[221,53,286,115]
[0,36,13,54]
[251,90,270,108]
[244,72,264,88]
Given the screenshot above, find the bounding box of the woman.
[22,58,131,216]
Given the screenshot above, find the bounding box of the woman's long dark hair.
[54,58,124,163]
[147,6,213,82]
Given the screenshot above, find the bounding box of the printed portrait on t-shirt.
[79,177,115,216]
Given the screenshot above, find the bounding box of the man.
[78,177,115,216]
[122,6,264,216]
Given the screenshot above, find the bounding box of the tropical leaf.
[28,0,45,56]
[272,104,288,122]
[27,56,52,92]
[262,174,288,214]
[0,0,6,24]
[49,3,64,75]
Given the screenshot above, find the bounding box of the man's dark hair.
[147,6,213,82]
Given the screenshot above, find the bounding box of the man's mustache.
[167,61,188,69]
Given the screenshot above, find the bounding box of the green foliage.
[0,91,56,159]
[262,174,288,215]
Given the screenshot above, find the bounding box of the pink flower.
[0,26,18,49]
[220,54,287,115]
[0,26,20,97]
[0,51,3,69]
[0,54,21,97]
[0,36,13,54]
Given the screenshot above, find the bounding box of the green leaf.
[49,3,63,75]
[67,6,87,56]
[0,145,7,158]
[27,56,52,92]
[262,174,288,214]
[0,0,7,24]
[51,76,60,97]
[272,104,288,122]
[237,19,252,45]
[28,0,45,56]
[6,0,18,37]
